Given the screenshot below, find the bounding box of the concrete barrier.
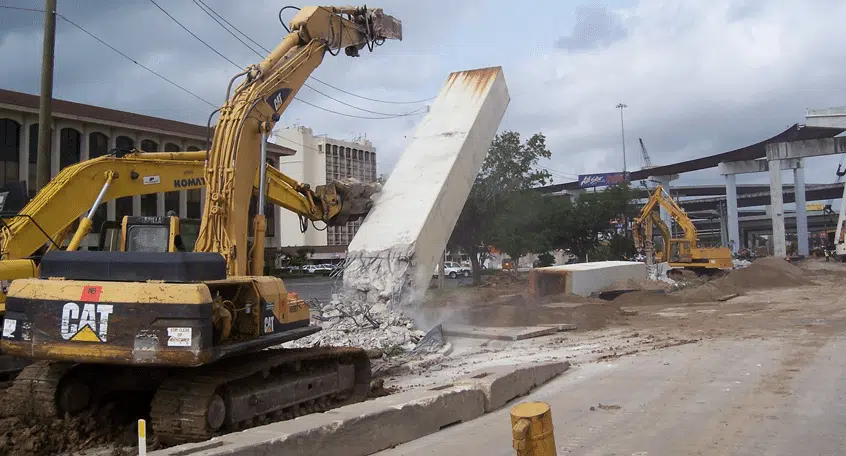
[529,261,647,297]
[150,386,484,456]
[455,361,570,412]
[152,362,570,456]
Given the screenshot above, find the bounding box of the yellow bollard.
[138,419,147,456]
[510,401,556,456]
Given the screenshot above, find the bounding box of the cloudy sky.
[2,0,846,207]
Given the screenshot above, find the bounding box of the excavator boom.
[196,6,400,276]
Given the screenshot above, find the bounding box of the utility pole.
[616,103,627,174]
[36,0,57,192]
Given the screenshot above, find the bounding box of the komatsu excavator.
[0,150,366,377]
[1,5,400,443]
[633,185,732,272]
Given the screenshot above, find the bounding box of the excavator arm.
[0,151,374,264]
[194,6,401,276]
[633,185,699,248]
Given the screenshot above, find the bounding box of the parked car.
[432,261,472,279]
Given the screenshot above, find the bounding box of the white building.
[273,126,377,249]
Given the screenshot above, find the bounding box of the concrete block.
[341,67,510,309]
[529,261,647,298]
[442,324,558,341]
[455,361,570,412]
[151,385,485,456]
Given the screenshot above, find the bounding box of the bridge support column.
[794,159,809,256]
[650,174,678,234]
[769,162,787,257]
[725,174,739,252]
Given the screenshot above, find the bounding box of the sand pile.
[614,257,809,305]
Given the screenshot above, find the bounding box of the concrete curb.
[455,361,571,412]
[150,386,484,456]
[151,361,570,456]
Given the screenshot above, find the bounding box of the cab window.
[125,225,169,252]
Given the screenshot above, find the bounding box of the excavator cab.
[97,216,201,253]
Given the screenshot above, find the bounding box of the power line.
[190,0,435,106]
[0,5,216,108]
[296,97,426,120]
[301,84,428,117]
[196,0,270,54]
[191,0,264,60]
[309,77,436,105]
[148,0,243,69]
[158,0,426,120]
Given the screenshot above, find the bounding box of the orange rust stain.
[445,66,501,100]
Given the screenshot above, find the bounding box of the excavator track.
[150,346,371,445]
[3,361,73,418]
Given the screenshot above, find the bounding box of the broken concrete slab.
[529,261,647,298]
[538,323,577,332]
[442,324,558,341]
[455,361,570,412]
[150,385,485,456]
[340,67,510,315]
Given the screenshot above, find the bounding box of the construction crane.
[633,185,733,272]
[637,137,653,193]
[1,5,402,444]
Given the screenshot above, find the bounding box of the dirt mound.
[716,257,807,291]
[612,257,810,305]
[478,272,526,288]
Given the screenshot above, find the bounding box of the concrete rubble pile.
[288,67,510,352]
[647,262,677,286]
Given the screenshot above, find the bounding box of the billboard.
[577,172,630,188]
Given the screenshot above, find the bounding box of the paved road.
[377,335,846,456]
[283,276,473,304]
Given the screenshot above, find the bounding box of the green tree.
[448,131,552,284]
[548,184,638,261]
[536,251,555,267]
[487,190,554,263]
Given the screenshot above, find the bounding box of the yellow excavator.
[1,5,400,444]
[633,185,732,272]
[0,150,368,377]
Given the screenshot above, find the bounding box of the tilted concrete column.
[724,174,739,252]
[793,159,808,256]
[769,162,786,257]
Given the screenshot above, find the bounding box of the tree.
[448,131,552,284]
[547,184,638,261]
[536,251,555,267]
[487,190,554,264]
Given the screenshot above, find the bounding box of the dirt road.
[376,259,846,455]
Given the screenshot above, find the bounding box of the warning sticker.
[167,327,192,347]
[143,175,161,185]
[2,319,16,337]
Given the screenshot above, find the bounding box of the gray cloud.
[555,4,627,52]
[2,0,846,201]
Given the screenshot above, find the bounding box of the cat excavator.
[0,150,373,377]
[1,5,401,444]
[633,185,732,272]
